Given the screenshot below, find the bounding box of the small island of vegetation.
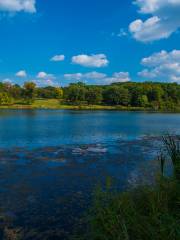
[0,81,180,112]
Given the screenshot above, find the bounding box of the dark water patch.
[0,137,165,239]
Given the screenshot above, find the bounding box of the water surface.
[0,110,179,148]
[0,110,179,239]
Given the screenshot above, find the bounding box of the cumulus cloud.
[64,71,130,85]
[34,71,58,86]
[50,55,65,62]
[32,79,59,87]
[64,73,83,81]
[16,70,27,78]
[2,78,13,84]
[129,0,180,42]
[37,71,55,79]
[138,49,180,82]
[0,0,36,13]
[104,72,131,84]
[64,71,106,81]
[72,54,109,68]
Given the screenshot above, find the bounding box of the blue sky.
[0,0,179,86]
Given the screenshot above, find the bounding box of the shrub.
[0,92,14,105]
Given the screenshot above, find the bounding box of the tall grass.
[161,135,180,180]
[74,135,180,240]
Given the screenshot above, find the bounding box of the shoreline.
[0,105,180,113]
[0,99,180,112]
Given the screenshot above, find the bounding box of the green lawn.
[0,99,135,110]
[0,98,180,112]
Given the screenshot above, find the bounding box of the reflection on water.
[0,110,180,239]
[0,110,180,148]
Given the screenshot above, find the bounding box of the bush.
[0,92,14,105]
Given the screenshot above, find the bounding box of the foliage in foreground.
[74,136,180,240]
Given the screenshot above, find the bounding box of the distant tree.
[0,80,179,110]
[54,87,63,99]
[137,95,149,107]
[147,86,164,102]
[36,86,63,99]
[129,85,144,107]
[103,86,130,106]
[10,84,22,99]
[23,82,36,104]
[163,83,180,104]
[86,87,102,104]
[64,82,87,103]
[2,82,12,92]
[0,92,13,105]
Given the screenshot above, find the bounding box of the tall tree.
[23,82,36,104]
[86,87,102,104]
[103,86,130,106]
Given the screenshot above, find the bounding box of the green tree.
[163,83,180,104]
[137,95,149,107]
[0,92,13,105]
[23,82,36,104]
[103,86,130,106]
[147,85,164,102]
[10,84,22,99]
[129,85,144,106]
[64,82,87,103]
[86,87,102,104]
[54,87,63,99]
[37,86,63,99]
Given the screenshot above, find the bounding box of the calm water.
[0,110,180,148]
[0,110,180,239]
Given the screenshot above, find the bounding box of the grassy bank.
[74,136,180,240]
[0,99,180,112]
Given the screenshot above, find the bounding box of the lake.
[0,110,180,239]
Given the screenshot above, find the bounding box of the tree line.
[0,81,180,110]
[64,82,180,110]
[0,82,63,105]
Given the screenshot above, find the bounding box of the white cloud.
[32,79,59,87]
[84,72,107,79]
[35,71,57,86]
[37,71,55,79]
[2,78,13,84]
[64,73,83,81]
[64,72,107,81]
[104,72,131,84]
[138,49,180,82]
[72,54,109,68]
[141,49,180,66]
[16,70,27,78]
[134,0,180,14]
[50,55,65,62]
[129,0,180,42]
[0,0,36,13]
[64,71,130,85]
